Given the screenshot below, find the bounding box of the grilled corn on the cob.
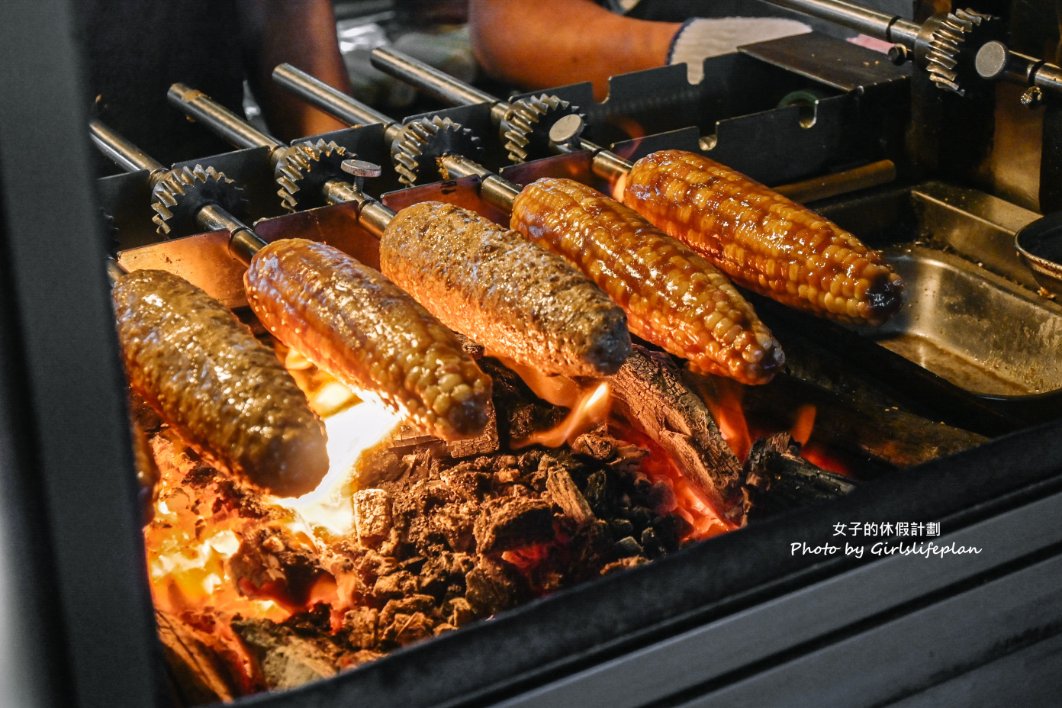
[381,201,631,377]
[512,178,784,384]
[113,268,328,496]
[623,150,904,325]
[245,239,492,440]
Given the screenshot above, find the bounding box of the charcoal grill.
[3,0,1062,706]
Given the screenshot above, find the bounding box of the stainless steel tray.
[852,245,1062,398]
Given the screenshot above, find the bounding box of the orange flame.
[697,377,752,461]
[518,382,612,448]
[494,354,613,449]
[497,355,582,408]
[145,364,401,625]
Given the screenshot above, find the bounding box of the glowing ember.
[790,404,816,446]
[625,426,736,540]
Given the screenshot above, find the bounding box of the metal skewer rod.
[273,63,404,144]
[759,0,920,45]
[276,64,897,205]
[165,83,394,238]
[89,120,267,264]
[370,47,512,125]
[168,83,285,154]
[89,120,169,187]
[365,53,896,198]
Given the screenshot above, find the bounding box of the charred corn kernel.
[511,178,784,385]
[112,269,328,496]
[245,239,491,440]
[381,201,631,377]
[623,150,905,326]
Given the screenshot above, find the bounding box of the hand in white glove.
[668,17,812,83]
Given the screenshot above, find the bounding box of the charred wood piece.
[611,345,746,525]
[745,433,857,518]
[473,497,554,553]
[156,611,238,705]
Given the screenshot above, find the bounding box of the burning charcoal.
[651,514,691,551]
[439,464,490,498]
[339,607,379,650]
[571,430,617,461]
[444,405,500,458]
[627,506,654,530]
[612,345,746,525]
[379,595,439,646]
[477,357,566,442]
[600,556,650,575]
[583,470,616,516]
[493,467,521,485]
[229,525,326,607]
[385,593,436,614]
[372,570,418,600]
[353,488,393,548]
[646,481,677,512]
[465,556,528,615]
[545,465,595,524]
[419,549,474,596]
[353,442,423,489]
[640,528,666,558]
[444,597,476,627]
[337,649,386,670]
[609,518,634,539]
[283,603,333,637]
[232,618,340,691]
[745,433,857,518]
[379,611,434,646]
[473,497,554,553]
[614,536,644,557]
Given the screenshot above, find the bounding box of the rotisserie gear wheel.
[275,139,350,211]
[923,8,1000,96]
[150,164,248,237]
[501,94,585,163]
[391,116,482,187]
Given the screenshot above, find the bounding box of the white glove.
[668,17,812,83]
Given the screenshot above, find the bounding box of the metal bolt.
[1021,86,1044,108]
[887,44,911,66]
[341,158,383,177]
[975,40,1010,80]
[548,114,585,147]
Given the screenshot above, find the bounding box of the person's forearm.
[470,0,680,100]
[237,0,354,140]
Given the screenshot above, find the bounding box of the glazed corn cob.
[511,178,784,385]
[113,269,328,496]
[623,150,904,325]
[245,239,492,440]
[381,202,631,377]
